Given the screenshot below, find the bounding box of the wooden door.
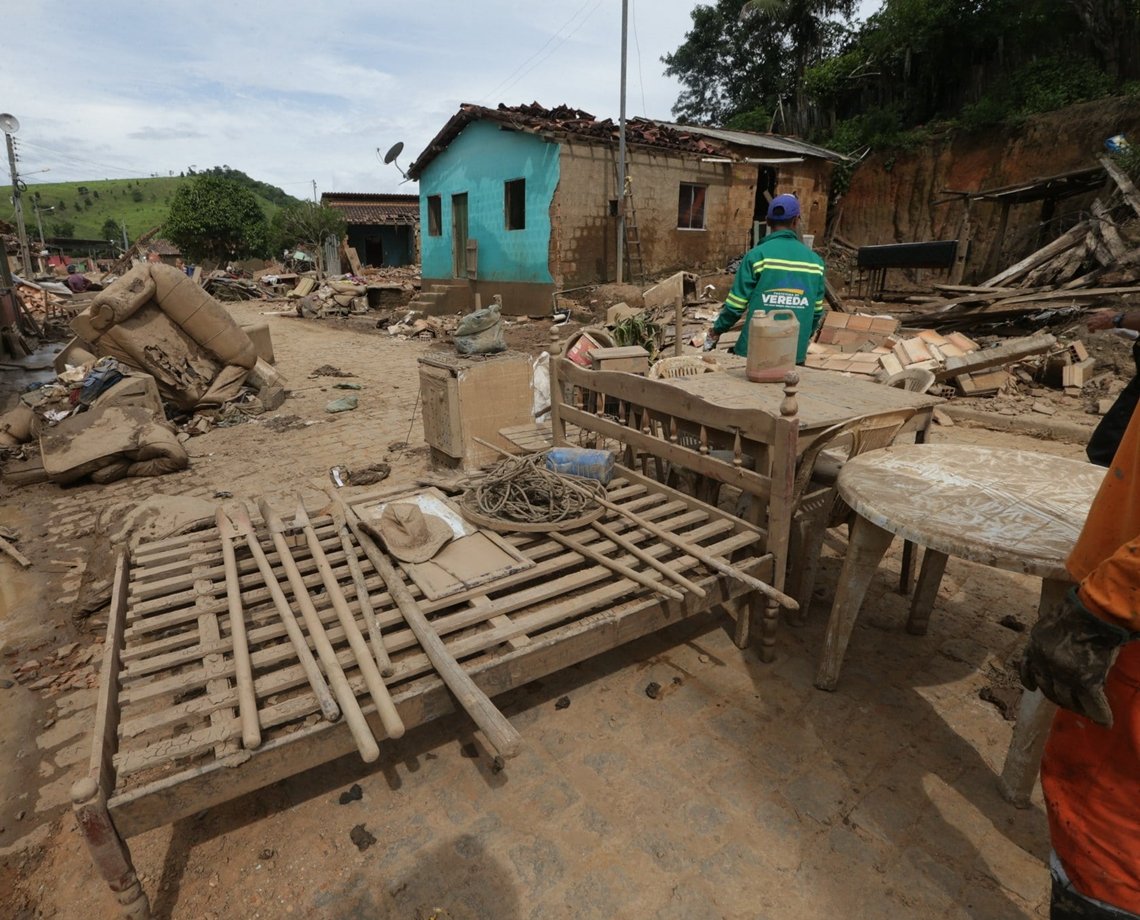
[452,193,469,279]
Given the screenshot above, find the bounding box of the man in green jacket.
[705,194,826,362]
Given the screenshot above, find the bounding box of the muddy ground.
[0,297,1118,919]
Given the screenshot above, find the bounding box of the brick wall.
[552,142,759,285]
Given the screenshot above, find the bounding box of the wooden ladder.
[613,155,645,283]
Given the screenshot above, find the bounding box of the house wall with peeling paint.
[418,121,559,286]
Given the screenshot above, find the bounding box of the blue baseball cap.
[767,194,800,220]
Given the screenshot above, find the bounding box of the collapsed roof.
[321,193,420,226]
[407,102,844,179]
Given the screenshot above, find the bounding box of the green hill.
[0,171,300,244]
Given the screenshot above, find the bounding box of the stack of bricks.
[806,312,980,381]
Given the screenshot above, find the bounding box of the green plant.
[610,314,663,360]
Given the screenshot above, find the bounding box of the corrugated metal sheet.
[657,123,844,162]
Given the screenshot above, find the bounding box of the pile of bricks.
[806,312,979,379]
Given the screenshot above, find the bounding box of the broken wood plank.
[938,334,1056,381]
[0,534,31,568]
[824,279,848,313]
[1100,156,1140,220]
[1091,199,1129,262]
[981,222,1090,288]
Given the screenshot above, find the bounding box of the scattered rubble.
[1,262,288,488]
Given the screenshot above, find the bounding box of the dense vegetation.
[0,170,299,246]
[664,0,1140,154]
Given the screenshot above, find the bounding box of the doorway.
[451,193,468,279]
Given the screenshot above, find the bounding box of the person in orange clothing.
[1020,404,1140,918]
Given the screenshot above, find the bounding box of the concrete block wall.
[552,142,757,285]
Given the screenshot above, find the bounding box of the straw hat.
[376,503,452,563]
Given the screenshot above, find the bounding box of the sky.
[2,1,881,200]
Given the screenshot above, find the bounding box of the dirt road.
[0,302,1083,918]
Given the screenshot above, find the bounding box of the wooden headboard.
[550,356,800,658]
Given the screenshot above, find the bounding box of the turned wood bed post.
[749,371,800,661]
[71,778,150,919]
[72,550,152,919]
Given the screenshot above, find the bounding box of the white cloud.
[3,1,880,197]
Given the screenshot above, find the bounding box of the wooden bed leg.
[758,596,778,662]
[71,778,151,920]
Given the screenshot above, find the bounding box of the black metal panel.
[857,240,958,270]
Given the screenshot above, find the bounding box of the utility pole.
[2,115,32,276]
[312,180,318,204]
[120,221,129,252]
[33,202,53,246]
[616,0,629,285]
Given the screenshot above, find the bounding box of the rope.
[472,453,605,525]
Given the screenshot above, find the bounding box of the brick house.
[406,103,844,314]
[320,193,419,267]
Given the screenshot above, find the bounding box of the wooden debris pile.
[903,156,1140,333]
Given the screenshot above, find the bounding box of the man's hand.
[703,331,720,352]
[1087,308,1119,332]
[1019,587,1134,727]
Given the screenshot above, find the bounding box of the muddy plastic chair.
[786,408,917,621]
[648,355,722,380]
[882,367,935,394]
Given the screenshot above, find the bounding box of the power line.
[493,0,607,102]
[16,139,153,179]
[479,0,601,105]
[631,0,648,115]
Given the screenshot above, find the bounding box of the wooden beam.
[1100,156,1140,220]
[981,221,1090,287]
[938,334,1057,381]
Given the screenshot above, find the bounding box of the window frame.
[504,178,526,231]
[427,195,442,236]
[677,182,707,231]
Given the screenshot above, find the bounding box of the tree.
[663,0,853,133]
[663,0,787,126]
[51,220,76,238]
[101,218,120,240]
[268,202,347,276]
[165,174,270,264]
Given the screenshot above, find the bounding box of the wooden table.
[664,363,943,445]
[813,443,1104,805]
[666,363,944,592]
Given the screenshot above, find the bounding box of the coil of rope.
[468,453,605,526]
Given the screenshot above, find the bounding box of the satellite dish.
[0,113,19,135]
[380,141,409,179]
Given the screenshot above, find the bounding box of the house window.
[678,183,706,230]
[505,178,526,231]
[427,195,442,236]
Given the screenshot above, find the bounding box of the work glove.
[703,331,720,352]
[1018,587,1136,727]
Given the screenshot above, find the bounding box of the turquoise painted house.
[407,103,843,315]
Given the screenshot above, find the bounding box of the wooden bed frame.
[74,368,800,919]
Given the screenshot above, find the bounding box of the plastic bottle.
[746,309,799,383]
[545,448,616,485]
